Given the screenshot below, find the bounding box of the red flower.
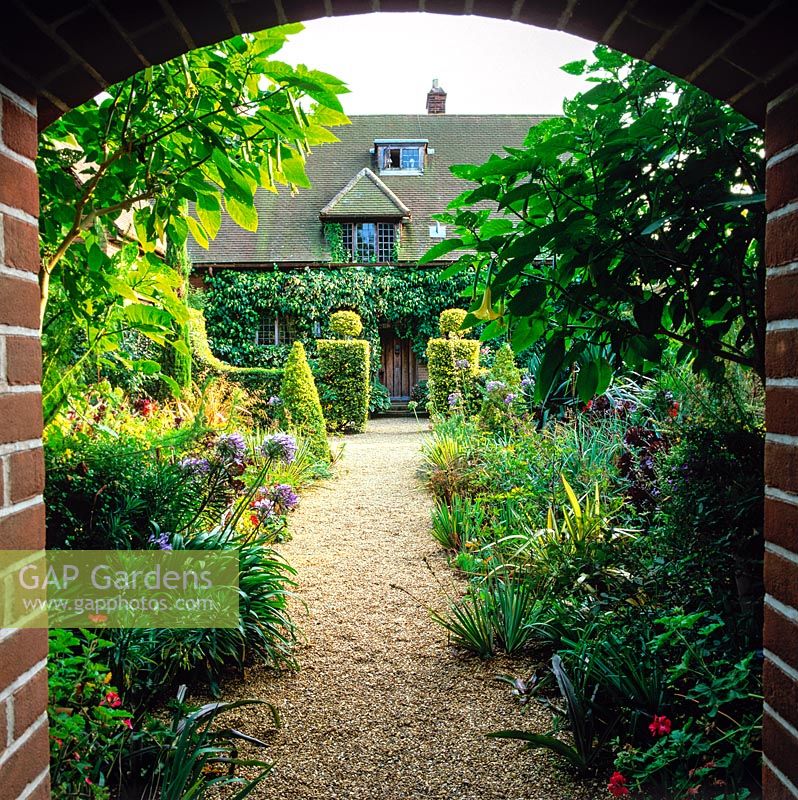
[249,514,260,527]
[101,691,122,709]
[668,401,680,418]
[649,714,672,737]
[121,718,133,730]
[85,778,93,785]
[608,772,630,797]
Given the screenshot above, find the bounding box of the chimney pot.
[426,79,446,115]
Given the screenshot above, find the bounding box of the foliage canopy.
[39,24,348,420]
[426,47,765,403]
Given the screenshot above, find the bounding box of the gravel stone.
[216,417,603,799]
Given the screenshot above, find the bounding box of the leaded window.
[340,222,397,263]
[255,313,297,346]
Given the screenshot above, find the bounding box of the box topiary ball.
[329,310,363,338]
[439,308,468,338]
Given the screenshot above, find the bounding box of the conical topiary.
[279,341,331,462]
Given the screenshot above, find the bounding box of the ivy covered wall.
[200,266,471,374]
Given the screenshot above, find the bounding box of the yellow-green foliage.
[426,338,480,415]
[439,308,468,339]
[280,341,331,461]
[329,310,363,338]
[491,344,523,390]
[316,339,370,433]
[480,343,523,431]
[189,309,283,401]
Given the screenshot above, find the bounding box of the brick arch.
[1,3,797,798]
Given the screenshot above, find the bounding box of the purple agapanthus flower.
[261,432,298,464]
[455,358,470,370]
[503,393,517,405]
[521,375,534,389]
[267,395,282,406]
[148,532,173,551]
[216,432,247,463]
[252,496,276,519]
[447,392,462,407]
[179,456,210,476]
[486,380,506,393]
[272,483,300,511]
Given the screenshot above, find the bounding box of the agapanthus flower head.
[272,483,300,511]
[267,395,283,406]
[486,380,506,393]
[455,358,471,370]
[216,432,247,463]
[649,714,672,737]
[261,432,298,464]
[607,772,629,797]
[252,496,276,519]
[179,456,210,476]
[447,392,462,407]
[147,532,172,551]
[503,393,517,405]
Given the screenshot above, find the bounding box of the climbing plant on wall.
[201,266,471,374]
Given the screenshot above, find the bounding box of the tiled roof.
[319,168,410,220]
[189,113,550,265]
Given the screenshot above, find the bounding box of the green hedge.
[189,309,283,408]
[316,339,370,433]
[426,338,480,416]
[280,342,330,461]
[439,308,468,338]
[329,310,363,338]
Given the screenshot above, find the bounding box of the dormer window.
[341,222,397,263]
[374,139,427,175]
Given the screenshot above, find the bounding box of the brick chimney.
[426,79,446,114]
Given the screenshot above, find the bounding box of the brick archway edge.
[1,3,798,798]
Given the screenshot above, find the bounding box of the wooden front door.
[380,327,417,401]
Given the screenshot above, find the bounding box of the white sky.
[278,13,597,116]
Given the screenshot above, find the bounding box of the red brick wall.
[763,82,798,798]
[0,83,50,800]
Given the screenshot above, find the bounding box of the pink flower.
[85,777,93,785]
[101,691,122,709]
[608,772,629,797]
[649,714,672,737]
[122,718,133,730]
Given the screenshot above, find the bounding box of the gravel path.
[222,417,601,800]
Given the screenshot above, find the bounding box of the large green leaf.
[225,195,259,233]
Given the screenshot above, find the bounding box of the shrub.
[189,309,283,412]
[646,423,764,623]
[279,341,331,461]
[369,378,392,414]
[329,310,363,338]
[439,308,468,338]
[411,379,429,410]
[44,433,233,550]
[49,629,135,798]
[316,339,370,433]
[479,344,524,431]
[426,338,480,415]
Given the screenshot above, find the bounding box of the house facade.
[190,83,547,402]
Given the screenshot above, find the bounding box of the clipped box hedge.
[426,338,480,416]
[189,308,283,400]
[280,341,331,461]
[316,339,371,433]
